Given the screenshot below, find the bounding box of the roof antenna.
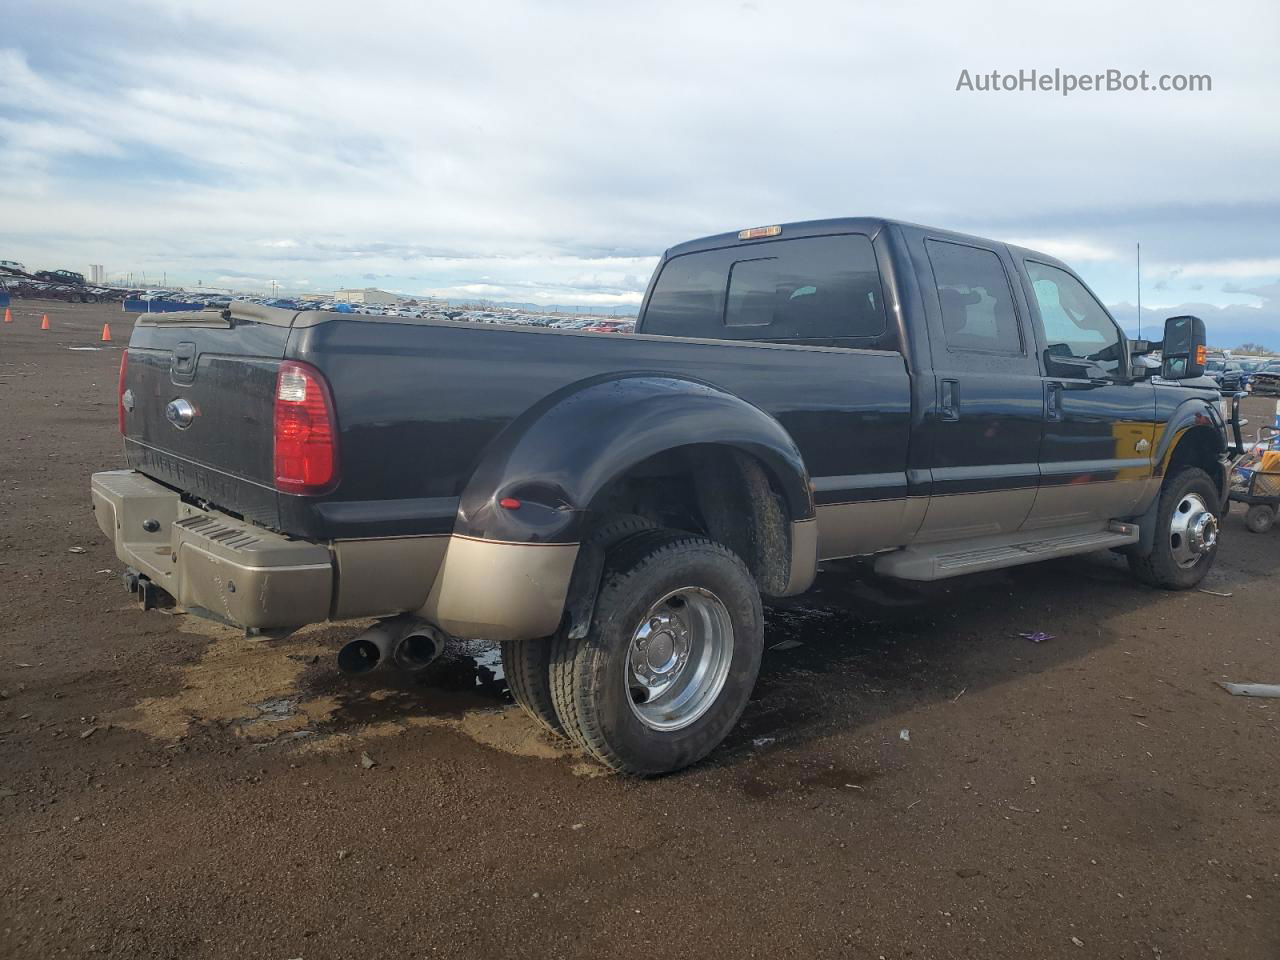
[1136,241,1142,340]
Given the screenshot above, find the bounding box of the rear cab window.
[641,234,895,349]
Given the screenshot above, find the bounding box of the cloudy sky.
[2,0,1278,343]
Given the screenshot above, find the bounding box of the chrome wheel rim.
[1169,493,1217,568]
[625,587,734,732]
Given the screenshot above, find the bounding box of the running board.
[874,521,1140,581]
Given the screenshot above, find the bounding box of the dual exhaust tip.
[337,615,449,676]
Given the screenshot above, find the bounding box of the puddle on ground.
[111,614,591,769]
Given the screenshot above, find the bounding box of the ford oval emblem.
[165,398,197,430]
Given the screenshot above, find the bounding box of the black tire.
[501,638,562,736]
[1245,504,1276,534]
[502,514,656,737]
[550,530,764,776]
[1128,467,1222,589]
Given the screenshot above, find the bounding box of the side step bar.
[874,521,1139,581]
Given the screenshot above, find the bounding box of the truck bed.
[124,306,913,543]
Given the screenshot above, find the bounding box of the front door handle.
[940,379,959,421]
[1046,381,1063,422]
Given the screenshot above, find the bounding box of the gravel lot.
[2,300,1277,959]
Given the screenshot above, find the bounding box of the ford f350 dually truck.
[92,217,1234,775]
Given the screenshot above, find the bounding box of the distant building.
[335,287,401,306]
[89,264,105,285]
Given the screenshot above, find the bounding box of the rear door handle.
[1046,381,1063,422]
[939,379,959,421]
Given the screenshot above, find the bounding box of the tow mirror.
[1161,315,1207,380]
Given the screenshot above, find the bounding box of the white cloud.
[1,0,1278,311]
[1156,257,1280,279]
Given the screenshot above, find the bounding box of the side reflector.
[499,497,522,510]
[1195,344,1207,366]
[274,360,339,494]
[737,225,782,240]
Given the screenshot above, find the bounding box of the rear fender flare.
[453,374,815,545]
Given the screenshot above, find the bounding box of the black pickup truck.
[92,217,1233,775]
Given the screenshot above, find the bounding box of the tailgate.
[122,303,298,529]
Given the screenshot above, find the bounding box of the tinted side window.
[642,234,887,342]
[723,235,886,339]
[1025,261,1124,377]
[925,240,1023,355]
[641,248,736,338]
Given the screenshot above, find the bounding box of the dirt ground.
[1,299,1277,960]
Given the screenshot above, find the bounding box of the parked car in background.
[1250,360,1280,396]
[1232,358,1268,393]
[0,259,27,274]
[35,268,86,286]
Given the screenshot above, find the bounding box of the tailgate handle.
[172,342,197,376]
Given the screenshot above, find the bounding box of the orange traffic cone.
[100,323,112,342]
[3,307,11,323]
[40,314,50,330]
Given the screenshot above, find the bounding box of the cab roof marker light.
[738,225,782,240]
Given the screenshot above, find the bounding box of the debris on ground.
[1216,681,1280,698]
[360,752,377,769]
[899,728,911,742]
[79,726,99,740]
[751,737,776,748]
[1020,632,1054,644]
[956,868,982,878]
[769,639,804,651]
[1198,588,1233,598]
[1071,936,1085,947]
[68,546,86,554]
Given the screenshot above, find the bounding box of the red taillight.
[273,360,339,494]
[117,351,128,435]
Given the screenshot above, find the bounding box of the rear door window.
[925,239,1024,355]
[642,234,889,345]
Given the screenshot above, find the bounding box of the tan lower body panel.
[418,536,579,642]
[912,488,1036,544]
[332,536,449,619]
[781,518,818,594]
[1022,478,1152,530]
[815,497,926,559]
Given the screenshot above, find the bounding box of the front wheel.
[1128,467,1221,589]
[550,531,764,776]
